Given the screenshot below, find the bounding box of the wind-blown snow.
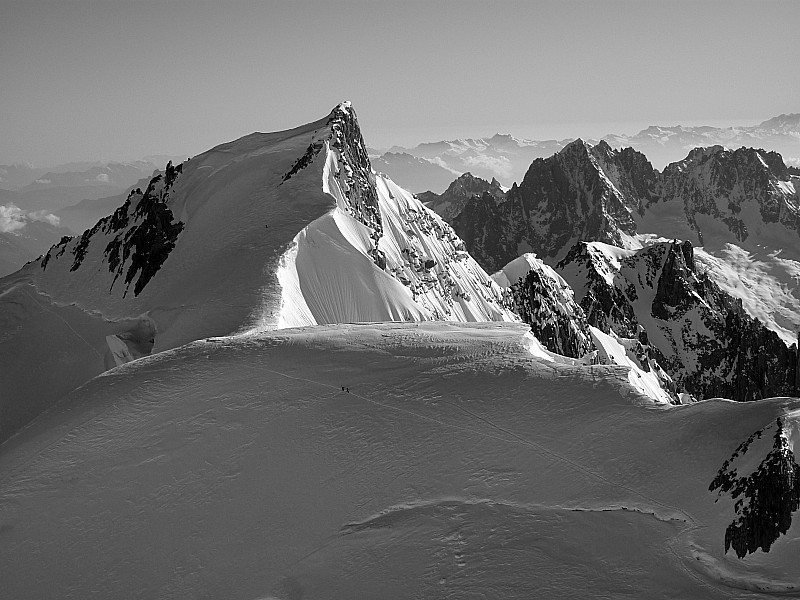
[589,326,674,404]
[2,322,800,598]
[0,103,516,443]
[274,140,516,328]
[694,245,800,346]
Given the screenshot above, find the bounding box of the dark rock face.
[282,141,324,182]
[591,140,661,212]
[105,172,185,297]
[42,162,186,297]
[557,242,639,337]
[558,240,798,401]
[446,141,799,270]
[325,104,386,270]
[451,192,508,273]
[508,264,594,358]
[710,418,800,558]
[448,140,658,269]
[424,172,505,221]
[327,104,382,238]
[660,146,800,244]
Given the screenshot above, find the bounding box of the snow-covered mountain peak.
[0,103,516,442]
[558,137,591,156]
[556,238,798,402]
[655,144,800,254]
[756,113,800,131]
[681,144,730,164]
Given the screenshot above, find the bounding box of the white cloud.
[0,203,60,232]
[95,173,110,183]
[0,204,27,233]
[28,210,60,226]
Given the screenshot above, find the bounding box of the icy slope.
[558,240,799,401]
[273,142,515,328]
[2,322,800,598]
[493,253,678,404]
[0,102,514,442]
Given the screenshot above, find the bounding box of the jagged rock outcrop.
[41,162,185,297]
[659,146,800,245]
[434,141,800,403]
[492,254,593,358]
[0,102,518,444]
[493,253,679,402]
[326,105,383,240]
[422,172,505,221]
[558,240,798,401]
[444,141,799,271]
[449,140,659,271]
[710,418,800,558]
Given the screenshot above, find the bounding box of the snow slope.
[2,322,800,598]
[0,103,514,442]
[493,253,678,403]
[558,240,798,402]
[272,141,514,328]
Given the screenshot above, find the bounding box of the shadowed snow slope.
[0,103,515,442]
[2,322,800,598]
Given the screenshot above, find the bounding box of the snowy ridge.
[0,102,516,442]
[3,321,800,596]
[558,240,798,402]
[493,252,678,403]
[272,111,517,328]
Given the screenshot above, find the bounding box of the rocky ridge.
[440,141,799,267]
[557,240,798,401]
[492,253,679,403]
[448,139,656,271]
[419,172,504,221]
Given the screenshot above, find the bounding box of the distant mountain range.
[373,113,800,193]
[0,103,517,442]
[4,104,800,594]
[0,156,185,213]
[423,139,800,402]
[0,158,185,275]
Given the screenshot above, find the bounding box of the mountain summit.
[0,102,517,441]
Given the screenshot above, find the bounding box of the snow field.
[2,322,800,598]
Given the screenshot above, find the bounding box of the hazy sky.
[2,0,798,165]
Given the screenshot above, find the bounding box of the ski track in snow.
[4,106,800,598]
[4,323,800,598]
[233,358,696,528]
